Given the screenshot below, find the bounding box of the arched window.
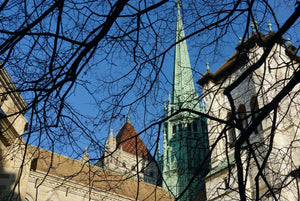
[172,125,176,134]
[178,123,183,138]
[238,104,248,129]
[250,96,262,134]
[149,171,154,177]
[25,194,34,201]
[167,150,169,162]
[193,121,198,132]
[187,123,192,131]
[178,123,183,131]
[227,112,236,147]
[30,158,38,171]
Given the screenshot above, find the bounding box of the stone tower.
[160,1,209,200]
[198,30,300,200]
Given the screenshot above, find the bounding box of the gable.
[115,122,153,160]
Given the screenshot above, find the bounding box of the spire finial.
[175,0,182,9]
[286,38,292,46]
[251,20,258,32]
[206,59,210,70]
[126,108,130,122]
[238,37,242,45]
[109,129,113,141]
[268,20,272,31]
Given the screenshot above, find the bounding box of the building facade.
[0,66,29,200]
[198,30,300,200]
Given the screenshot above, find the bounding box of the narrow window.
[238,104,248,129]
[250,96,262,134]
[167,151,169,162]
[178,123,183,132]
[193,121,198,132]
[30,158,38,171]
[187,123,192,131]
[66,187,69,197]
[172,125,176,133]
[227,112,236,147]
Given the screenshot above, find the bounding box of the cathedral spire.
[172,0,199,112]
[160,3,210,200]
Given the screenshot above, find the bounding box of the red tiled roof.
[115,122,153,160]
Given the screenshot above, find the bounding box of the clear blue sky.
[20,0,299,161]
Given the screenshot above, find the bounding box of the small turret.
[268,20,272,32]
[80,147,90,163]
[105,129,116,152]
[206,59,210,71]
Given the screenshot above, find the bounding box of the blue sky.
[12,0,299,161]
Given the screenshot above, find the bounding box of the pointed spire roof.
[80,147,90,163]
[115,122,153,160]
[172,2,199,111]
[109,129,113,139]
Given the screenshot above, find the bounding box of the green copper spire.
[172,0,199,112]
[160,2,210,201]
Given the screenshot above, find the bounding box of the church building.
[0,66,172,200]
[2,2,299,201]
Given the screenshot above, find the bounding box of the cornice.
[0,66,27,113]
